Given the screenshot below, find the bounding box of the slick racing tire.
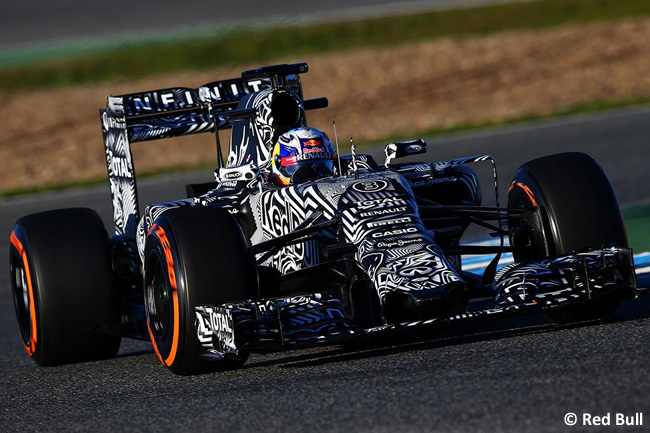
[508,152,628,322]
[9,208,121,366]
[143,206,258,375]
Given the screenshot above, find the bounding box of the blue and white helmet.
[270,127,338,186]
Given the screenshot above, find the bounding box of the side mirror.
[384,138,427,168]
[215,163,260,185]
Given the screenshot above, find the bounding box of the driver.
[136,126,338,262]
[268,127,338,186]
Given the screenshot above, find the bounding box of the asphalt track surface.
[0,106,648,432]
[0,0,507,51]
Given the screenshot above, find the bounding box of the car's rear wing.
[102,75,303,144]
[100,64,309,239]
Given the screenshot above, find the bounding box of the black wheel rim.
[145,253,172,342]
[10,248,32,345]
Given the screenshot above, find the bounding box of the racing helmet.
[270,127,338,186]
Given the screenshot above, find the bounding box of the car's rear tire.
[9,208,121,366]
[508,152,629,322]
[143,206,258,375]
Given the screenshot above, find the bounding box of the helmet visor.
[280,159,336,184]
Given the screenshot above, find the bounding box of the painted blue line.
[634,252,650,267]
[462,253,513,265]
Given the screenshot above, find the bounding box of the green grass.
[623,203,650,253]
[2,0,650,92]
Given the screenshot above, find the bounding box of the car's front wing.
[195,247,636,360]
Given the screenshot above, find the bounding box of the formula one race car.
[9,63,637,374]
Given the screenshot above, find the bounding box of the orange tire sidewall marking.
[515,182,538,207]
[149,225,180,367]
[166,291,180,367]
[155,226,177,290]
[10,230,38,357]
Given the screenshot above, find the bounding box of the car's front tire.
[508,152,630,322]
[143,206,258,375]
